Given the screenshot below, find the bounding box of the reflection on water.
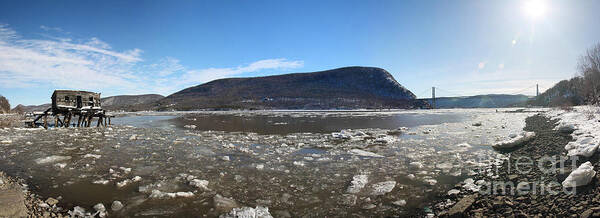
[111,115,177,130]
[0,109,533,217]
[172,111,467,134]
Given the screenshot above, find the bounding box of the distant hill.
[527,77,585,107]
[421,94,532,108]
[156,66,429,110]
[12,103,51,113]
[101,94,164,110]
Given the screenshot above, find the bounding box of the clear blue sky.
[1,0,599,105]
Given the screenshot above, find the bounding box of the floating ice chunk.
[84,154,101,159]
[0,140,12,144]
[462,178,479,192]
[35,155,72,164]
[214,194,239,212]
[562,161,596,188]
[132,176,142,182]
[331,132,351,140]
[436,162,453,170]
[374,137,390,144]
[387,128,404,135]
[456,143,471,148]
[111,201,124,211]
[349,149,384,158]
[92,179,110,185]
[221,156,230,161]
[409,162,423,169]
[346,175,368,194]
[190,179,210,190]
[119,167,132,174]
[116,179,131,188]
[256,164,265,170]
[54,163,67,168]
[447,189,460,195]
[129,135,137,140]
[370,181,396,195]
[293,161,305,167]
[219,206,273,218]
[149,190,194,199]
[392,199,407,206]
[94,203,106,212]
[176,192,195,197]
[406,174,416,180]
[69,206,87,217]
[184,124,197,129]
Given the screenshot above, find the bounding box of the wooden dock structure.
[26,90,114,129]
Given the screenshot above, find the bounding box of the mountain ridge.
[157,66,427,110]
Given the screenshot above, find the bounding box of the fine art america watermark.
[473,154,580,195]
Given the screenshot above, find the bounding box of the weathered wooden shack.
[28,90,113,129]
[52,90,101,111]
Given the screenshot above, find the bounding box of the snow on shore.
[546,106,599,187]
[547,106,600,158]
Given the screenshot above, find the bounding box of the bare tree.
[0,95,10,114]
[579,43,600,104]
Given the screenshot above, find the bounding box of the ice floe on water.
[35,155,72,164]
[0,108,537,216]
[220,206,273,218]
[346,175,369,194]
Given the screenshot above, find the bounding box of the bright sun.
[523,0,547,19]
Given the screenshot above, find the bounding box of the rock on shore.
[0,171,68,217]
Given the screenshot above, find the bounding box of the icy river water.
[0,109,535,217]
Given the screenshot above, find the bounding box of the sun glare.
[523,0,547,19]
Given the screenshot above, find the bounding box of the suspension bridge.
[415,84,545,109]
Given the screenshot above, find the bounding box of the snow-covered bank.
[547,106,600,158]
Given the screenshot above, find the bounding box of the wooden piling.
[43,115,48,129]
[87,116,92,127]
[63,114,68,128]
[67,113,72,127]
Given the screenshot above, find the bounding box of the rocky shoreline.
[0,171,70,217]
[432,113,600,217]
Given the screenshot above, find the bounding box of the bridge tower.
[432,86,436,109]
[536,84,539,97]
